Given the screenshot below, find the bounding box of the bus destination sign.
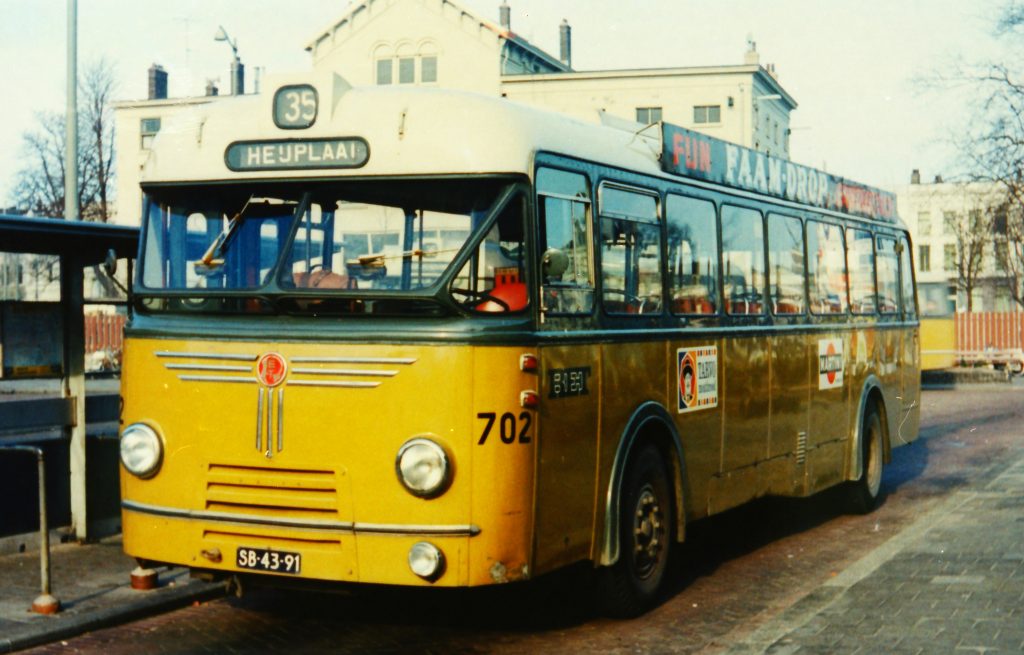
[660,123,897,222]
[225,138,369,172]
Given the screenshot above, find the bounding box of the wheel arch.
[599,401,686,567]
[848,375,892,482]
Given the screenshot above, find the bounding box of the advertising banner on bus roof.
[660,123,898,223]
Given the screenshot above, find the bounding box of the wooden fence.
[84,313,127,356]
[956,312,1024,353]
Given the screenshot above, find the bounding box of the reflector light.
[519,353,538,372]
[520,390,539,409]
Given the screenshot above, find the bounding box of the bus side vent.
[795,431,808,465]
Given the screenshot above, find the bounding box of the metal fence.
[956,312,1024,353]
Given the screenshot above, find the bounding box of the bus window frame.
[766,211,808,319]
[535,165,597,320]
[720,202,768,322]
[874,233,902,318]
[806,218,851,319]
[596,180,664,318]
[665,191,722,319]
[898,232,919,321]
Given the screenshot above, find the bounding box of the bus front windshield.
[137,178,527,315]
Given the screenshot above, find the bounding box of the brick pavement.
[729,454,1024,654]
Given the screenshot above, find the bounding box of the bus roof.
[141,72,900,226]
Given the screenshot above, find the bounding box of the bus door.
[718,205,770,507]
[533,167,601,573]
[806,221,852,491]
[766,213,810,494]
[897,235,920,445]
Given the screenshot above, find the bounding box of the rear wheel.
[600,444,673,617]
[847,402,884,514]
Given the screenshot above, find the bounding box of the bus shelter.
[0,214,138,542]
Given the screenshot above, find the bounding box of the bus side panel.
[670,337,723,522]
[920,317,955,370]
[805,330,853,494]
[877,326,905,452]
[468,346,537,585]
[708,334,770,513]
[899,325,921,445]
[766,332,810,495]
[591,340,670,558]
[533,343,601,575]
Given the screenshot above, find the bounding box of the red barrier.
[956,312,1024,353]
[84,314,126,357]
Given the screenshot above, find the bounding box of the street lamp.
[214,25,244,95]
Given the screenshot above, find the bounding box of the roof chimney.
[205,79,219,97]
[911,169,920,184]
[559,19,572,68]
[148,64,168,100]
[499,1,511,30]
[934,174,943,183]
[744,36,759,65]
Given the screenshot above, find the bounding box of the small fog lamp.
[408,541,445,581]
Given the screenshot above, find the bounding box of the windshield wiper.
[192,196,254,275]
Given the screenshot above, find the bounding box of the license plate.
[236,547,301,574]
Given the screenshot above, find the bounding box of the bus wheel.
[600,444,672,617]
[847,402,883,514]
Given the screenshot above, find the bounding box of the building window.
[398,57,415,84]
[918,211,931,237]
[636,107,662,124]
[943,243,956,271]
[919,244,931,272]
[421,56,437,83]
[943,211,957,234]
[693,105,721,124]
[140,118,161,149]
[376,59,393,85]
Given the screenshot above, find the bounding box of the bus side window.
[537,168,594,315]
[899,235,917,319]
[667,194,718,315]
[599,184,661,316]
[767,212,805,315]
[808,220,849,315]
[876,236,900,315]
[721,205,765,316]
[451,194,529,313]
[846,227,875,314]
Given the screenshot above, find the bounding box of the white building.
[895,170,1014,314]
[114,0,797,224]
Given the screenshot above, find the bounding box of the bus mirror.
[542,248,569,281]
[103,248,118,277]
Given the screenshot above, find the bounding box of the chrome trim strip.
[290,367,398,377]
[256,388,264,452]
[121,500,481,536]
[165,363,253,372]
[290,356,417,365]
[123,500,353,532]
[179,375,257,384]
[288,380,381,388]
[264,388,273,459]
[354,522,481,536]
[277,388,284,453]
[156,351,258,361]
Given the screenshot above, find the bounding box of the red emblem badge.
[257,353,288,387]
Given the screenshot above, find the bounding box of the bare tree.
[11,59,118,222]
[958,3,1024,309]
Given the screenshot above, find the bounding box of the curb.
[0,579,226,653]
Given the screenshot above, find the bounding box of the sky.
[0,0,1013,210]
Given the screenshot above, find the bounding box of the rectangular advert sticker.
[818,338,844,390]
[677,346,718,413]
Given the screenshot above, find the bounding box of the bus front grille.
[206,463,339,520]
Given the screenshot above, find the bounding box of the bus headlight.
[120,423,163,478]
[395,437,451,498]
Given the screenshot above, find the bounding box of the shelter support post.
[61,254,87,541]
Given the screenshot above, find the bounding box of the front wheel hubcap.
[631,487,665,579]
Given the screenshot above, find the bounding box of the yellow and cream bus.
[119,73,919,616]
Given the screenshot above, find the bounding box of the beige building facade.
[896,172,1014,313]
[113,0,797,224]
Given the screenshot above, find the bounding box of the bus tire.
[599,443,673,618]
[847,402,884,514]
